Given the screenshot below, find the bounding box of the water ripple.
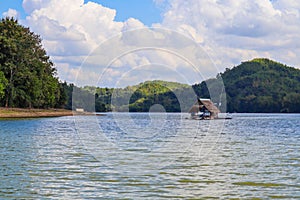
[0,114,299,199]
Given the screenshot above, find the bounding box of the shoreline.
[0,108,74,118]
[0,108,106,119]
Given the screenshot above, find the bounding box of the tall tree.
[0,71,7,99]
[0,17,62,108]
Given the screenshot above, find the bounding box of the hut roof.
[189,98,220,114]
[189,105,200,113]
[200,99,220,114]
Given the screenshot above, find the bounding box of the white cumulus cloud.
[159,0,300,69]
[23,0,153,85]
[18,0,300,86]
[2,9,20,18]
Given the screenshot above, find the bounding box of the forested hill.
[124,80,191,112]
[71,58,300,113]
[72,80,193,112]
[193,58,300,113]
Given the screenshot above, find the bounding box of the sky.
[1,0,300,87]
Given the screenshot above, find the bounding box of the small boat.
[189,98,232,120]
[217,112,232,120]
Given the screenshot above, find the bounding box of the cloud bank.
[2,0,300,86]
[159,0,300,68]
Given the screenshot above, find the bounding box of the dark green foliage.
[95,87,113,112]
[127,82,181,112]
[58,81,72,109]
[100,81,192,112]
[0,71,7,99]
[0,17,65,108]
[65,80,194,112]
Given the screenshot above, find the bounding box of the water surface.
[0,113,299,199]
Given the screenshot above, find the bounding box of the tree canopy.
[0,17,65,108]
[0,71,7,99]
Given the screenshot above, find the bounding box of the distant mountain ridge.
[70,58,300,113]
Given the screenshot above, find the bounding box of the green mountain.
[110,80,192,112]
[193,58,300,113]
[69,58,300,113]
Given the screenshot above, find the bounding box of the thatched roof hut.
[189,98,220,119]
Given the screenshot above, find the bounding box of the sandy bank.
[0,108,74,118]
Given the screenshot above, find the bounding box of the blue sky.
[0,0,25,18]
[1,0,300,86]
[87,0,163,25]
[1,0,163,26]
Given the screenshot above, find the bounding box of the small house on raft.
[189,98,221,120]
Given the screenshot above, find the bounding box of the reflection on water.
[0,114,299,199]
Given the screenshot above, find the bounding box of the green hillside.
[129,81,190,112]
[193,58,300,113]
[111,80,192,112]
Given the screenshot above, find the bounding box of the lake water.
[0,113,299,199]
